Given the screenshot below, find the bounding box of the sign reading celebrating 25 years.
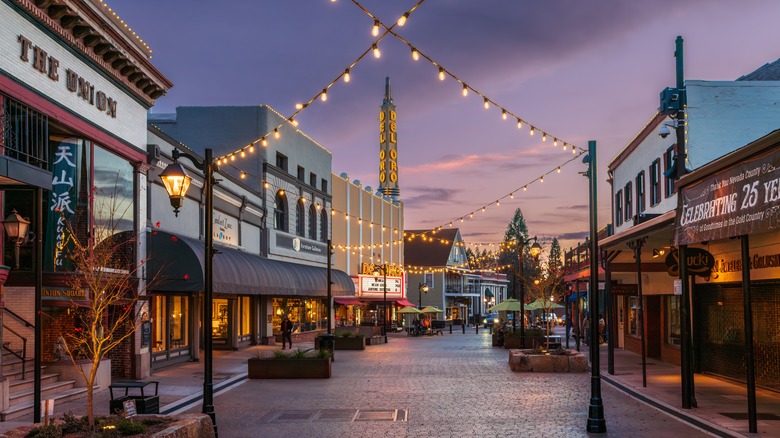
[676,146,780,245]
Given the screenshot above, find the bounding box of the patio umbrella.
[487,298,524,312]
[397,306,424,314]
[419,306,443,334]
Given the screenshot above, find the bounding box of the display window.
[272,297,326,334]
[667,295,681,347]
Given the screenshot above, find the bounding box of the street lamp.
[519,236,542,347]
[160,148,218,437]
[418,282,429,309]
[584,140,606,433]
[3,209,30,269]
[373,264,389,341]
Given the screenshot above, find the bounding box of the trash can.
[318,333,335,361]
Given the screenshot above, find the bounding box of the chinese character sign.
[45,138,81,271]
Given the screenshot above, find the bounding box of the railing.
[2,308,34,380]
[2,325,28,379]
[1,95,50,170]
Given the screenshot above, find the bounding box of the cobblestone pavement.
[201,331,714,438]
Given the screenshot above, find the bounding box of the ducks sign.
[665,247,715,278]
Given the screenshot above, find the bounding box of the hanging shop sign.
[17,35,118,118]
[44,138,82,271]
[378,107,399,195]
[676,146,780,245]
[665,247,715,278]
[276,234,326,255]
[213,211,237,245]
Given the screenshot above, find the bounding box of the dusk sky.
[112,0,780,254]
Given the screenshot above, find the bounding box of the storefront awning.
[567,291,587,302]
[485,288,494,298]
[147,231,355,297]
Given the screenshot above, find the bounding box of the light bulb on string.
[274,129,280,139]
[572,147,577,154]
[397,12,409,26]
[496,200,500,206]
[344,68,351,82]
[562,143,567,151]
[540,175,544,183]
[240,151,246,158]
[462,84,468,97]
[481,206,486,212]
[517,119,522,129]
[249,146,254,153]
[502,110,507,120]
[321,89,328,102]
[553,138,558,147]
[523,185,527,191]
[411,47,419,61]
[240,171,246,179]
[438,67,445,81]
[372,20,379,37]
[372,44,381,58]
[510,192,514,199]
[542,133,547,142]
[557,166,561,173]
[230,154,236,161]
[295,103,304,110]
[530,127,535,136]
[484,98,490,109]
[262,137,268,146]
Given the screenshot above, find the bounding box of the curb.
[159,373,248,415]
[601,373,744,438]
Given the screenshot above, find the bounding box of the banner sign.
[676,146,780,245]
[44,138,82,271]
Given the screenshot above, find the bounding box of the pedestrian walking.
[281,315,293,350]
[598,313,606,344]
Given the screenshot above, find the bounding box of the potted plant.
[248,348,332,379]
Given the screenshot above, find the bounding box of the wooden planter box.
[503,335,547,349]
[248,358,331,379]
[335,337,366,350]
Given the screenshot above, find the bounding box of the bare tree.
[57,191,150,430]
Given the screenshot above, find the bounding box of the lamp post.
[418,282,429,309]
[160,148,218,437]
[373,264,389,341]
[584,140,606,433]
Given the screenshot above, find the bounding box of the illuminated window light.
[398,12,409,26]
[411,47,419,61]
[502,110,507,120]
[274,129,280,139]
[344,68,351,83]
[321,89,328,102]
[438,67,445,81]
[372,20,379,37]
[462,84,468,97]
[484,98,490,109]
[372,43,381,58]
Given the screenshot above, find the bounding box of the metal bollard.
[449,324,453,334]
[462,323,466,334]
[489,325,493,335]
[475,325,479,334]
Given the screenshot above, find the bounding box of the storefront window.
[667,295,680,346]
[93,146,134,236]
[213,298,229,340]
[152,295,189,351]
[628,296,638,337]
[272,297,326,334]
[239,296,250,336]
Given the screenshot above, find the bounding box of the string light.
[557,166,561,173]
[529,127,535,136]
[517,119,522,129]
[372,20,380,36]
[344,68,351,83]
[372,43,381,58]
[321,89,328,102]
[502,109,507,120]
[484,98,490,109]
[397,12,409,26]
[261,137,268,147]
[438,67,445,81]
[462,83,468,97]
[273,128,280,139]
[295,103,304,110]
[411,47,419,61]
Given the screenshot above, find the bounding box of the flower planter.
[508,348,588,373]
[365,336,386,346]
[335,336,366,350]
[248,358,331,379]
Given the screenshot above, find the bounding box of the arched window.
[296,200,305,236]
[308,204,317,240]
[320,208,328,241]
[274,191,287,232]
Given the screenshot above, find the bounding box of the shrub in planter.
[248,348,332,379]
[335,333,366,350]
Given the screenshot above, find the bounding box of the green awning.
[485,288,494,298]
